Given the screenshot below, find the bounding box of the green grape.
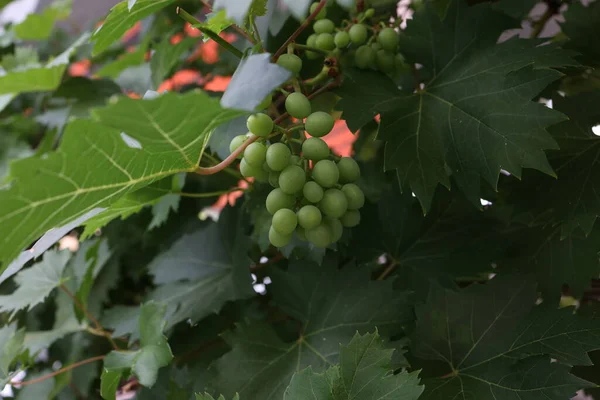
[310,1,327,19]
[244,142,267,167]
[306,223,332,248]
[376,49,395,73]
[240,158,263,178]
[370,42,381,52]
[319,188,348,218]
[269,226,292,247]
[277,54,302,75]
[279,165,306,194]
[337,157,360,183]
[297,205,322,230]
[289,155,302,166]
[314,19,334,34]
[324,217,343,242]
[349,24,368,45]
[246,113,273,137]
[272,208,298,235]
[266,142,291,171]
[285,92,312,119]
[303,181,324,203]
[305,111,334,137]
[355,45,375,69]
[334,31,350,48]
[302,137,329,161]
[341,183,365,210]
[315,33,335,51]
[296,225,307,241]
[364,8,375,18]
[229,135,247,159]
[269,171,280,188]
[340,210,360,227]
[262,161,272,172]
[266,188,295,214]
[378,27,399,52]
[306,34,319,59]
[312,160,339,188]
[256,93,272,110]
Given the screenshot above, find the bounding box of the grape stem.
[272,0,328,61]
[176,7,244,58]
[11,356,106,386]
[293,43,329,56]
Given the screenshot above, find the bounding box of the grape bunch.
[229,91,365,249]
[304,2,407,76]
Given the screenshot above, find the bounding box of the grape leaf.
[13,0,71,40]
[343,0,578,211]
[196,394,240,400]
[147,205,254,328]
[221,53,291,111]
[213,0,253,25]
[0,91,244,272]
[284,331,424,400]
[0,250,70,315]
[212,258,413,399]
[192,10,235,43]
[15,371,55,400]
[412,275,600,399]
[0,33,89,95]
[101,305,140,342]
[0,324,25,385]
[491,0,538,20]
[96,47,147,79]
[92,0,175,55]
[150,35,197,87]
[561,1,600,67]
[102,302,173,390]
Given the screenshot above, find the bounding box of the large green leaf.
[412,275,600,399]
[92,0,175,55]
[13,0,71,40]
[561,1,600,67]
[0,324,25,385]
[338,0,577,211]
[0,91,243,272]
[212,258,413,399]
[150,36,197,88]
[284,331,424,400]
[102,301,173,394]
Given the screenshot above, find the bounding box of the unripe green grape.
[240,158,263,178]
[289,155,302,166]
[315,33,335,51]
[376,49,395,73]
[312,160,339,188]
[266,142,291,171]
[341,183,365,210]
[310,1,327,19]
[378,27,399,52]
[319,188,348,218]
[340,210,361,227]
[269,171,280,188]
[297,205,322,230]
[314,19,334,34]
[296,225,307,241]
[302,137,329,161]
[306,34,320,59]
[247,113,273,137]
[277,54,302,75]
[244,142,267,167]
[303,181,324,203]
[334,31,350,48]
[370,42,381,52]
[285,92,312,119]
[272,208,298,235]
[279,165,306,194]
[269,226,292,247]
[305,111,334,137]
[324,217,343,242]
[364,8,375,18]
[337,157,360,183]
[229,135,247,159]
[263,161,272,172]
[355,45,375,69]
[256,93,272,110]
[306,223,332,248]
[266,188,295,214]
[349,24,368,45]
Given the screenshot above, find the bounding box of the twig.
[377,263,398,280]
[198,0,256,44]
[176,188,246,198]
[530,5,554,38]
[195,135,260,175]
[177,7,244,58]
[11,356,105,386]
[60,284,119,350]
[273,0,328,60]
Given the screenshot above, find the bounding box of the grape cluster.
[304,2,407,75]
[229,91,365,249]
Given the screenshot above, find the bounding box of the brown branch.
[11,356,105,387]
[377,263,398,280]
[60,284,119,350]
[272,0,328,60]
[530,4,555,38]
